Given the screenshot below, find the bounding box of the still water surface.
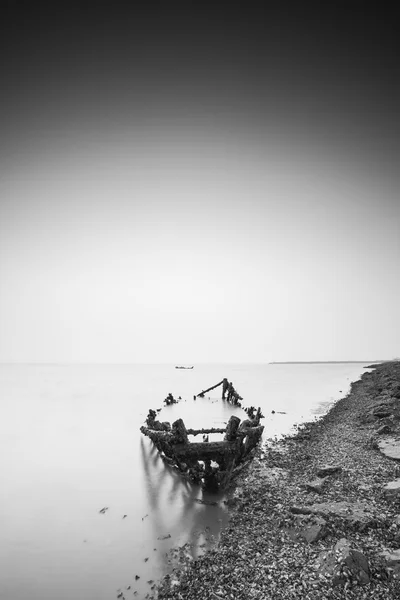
[0,363,371,600]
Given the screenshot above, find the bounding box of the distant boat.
[175,366,194,369]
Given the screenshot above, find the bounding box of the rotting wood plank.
[173,440,239,459]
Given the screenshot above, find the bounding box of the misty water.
[0,363,372,600]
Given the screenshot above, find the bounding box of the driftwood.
[225,381,243,405]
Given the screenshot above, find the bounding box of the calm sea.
[0,363,372,600]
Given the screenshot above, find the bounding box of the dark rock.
[380,548,400,578]
[290,505,313,515]
[316,465,342,477]
[286,514,328,543]
[390,384,400,398]
[374,410,393,419]
[373,416,394,430]
[372,404,394,418]
[317,538,370,587]
[363,403,395,423]
[363,412,378,424]
[376,424,391,435]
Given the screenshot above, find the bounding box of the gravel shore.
[149,361,400,600]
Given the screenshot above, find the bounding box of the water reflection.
[139,434,229,569]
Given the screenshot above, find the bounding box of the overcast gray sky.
[1,4,399,363]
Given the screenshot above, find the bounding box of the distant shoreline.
[269,361,385,364]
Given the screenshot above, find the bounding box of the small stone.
[290,506,313,515]
[376,424,391,435]
[380,549,400,579]
[374,416,395,430]
[381,548,400,566]
[286,515,328,543]
[373,406,393,418]
[383,479,400,498]
[316,465,342,477]
[304,477,328,494]
[317,538,370,587]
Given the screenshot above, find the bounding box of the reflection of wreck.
[140,380,264,491]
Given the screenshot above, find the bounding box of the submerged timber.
[140,379,264,491]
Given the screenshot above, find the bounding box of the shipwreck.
[140,378,264,491]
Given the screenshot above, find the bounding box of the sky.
[0,2,399,364]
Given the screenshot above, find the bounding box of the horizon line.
[0,359,392,366]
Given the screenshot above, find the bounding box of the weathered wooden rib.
[196,378,244,406]
[186,427,226,436]
[140,412,264,491]
[196,379,225,397]
[173,440,238,460]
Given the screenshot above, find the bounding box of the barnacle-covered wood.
[224,415,241,441]
[140,410,264,490]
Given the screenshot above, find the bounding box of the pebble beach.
[149,361,400,599]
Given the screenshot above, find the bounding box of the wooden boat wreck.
[140,379,264,491]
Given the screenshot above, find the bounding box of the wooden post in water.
[224,415,241,441]
[172,418,189,444]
